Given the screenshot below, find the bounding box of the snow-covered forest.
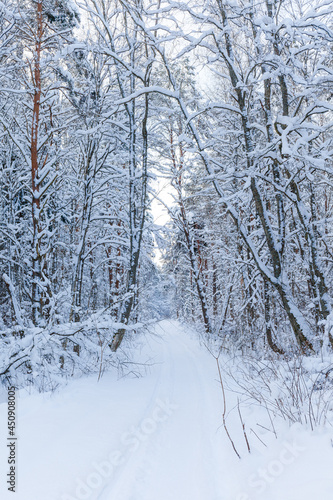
[0,0,333,498]
[1,0,332,381]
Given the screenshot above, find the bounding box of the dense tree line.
[160,0,333,354]
[0,0,332,386]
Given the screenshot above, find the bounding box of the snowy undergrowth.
[181,340,333,499]
[224,354,333,431]
[0,313,153,391]
[197,320,333,433]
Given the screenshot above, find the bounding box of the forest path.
[0,320,234,500]
[97,320,228,500]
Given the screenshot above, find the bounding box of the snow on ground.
[0,320,332,500]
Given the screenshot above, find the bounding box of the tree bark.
[31,0,43,325]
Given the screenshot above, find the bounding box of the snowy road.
[0,320,332,500]
[0,320,232,500]
[96,320,227,500]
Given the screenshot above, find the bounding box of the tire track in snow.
[175,329,226,499]
[163,323,224,500]
[97,320,225,500]
[114,321,223,500]
[96,323,177,500]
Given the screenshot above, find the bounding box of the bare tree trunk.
[2,273,23,326]
[212,259,218,317]
[264,279,284,354]
[31,0,43,325]
[185,224,213,335]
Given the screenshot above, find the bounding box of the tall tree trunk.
[31,0,43,325]
[264,279,284,354]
